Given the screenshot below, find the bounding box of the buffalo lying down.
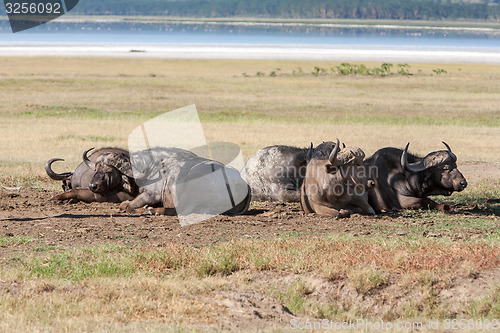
[46,147,138,203]
[119,147,251,222]
[365,142,467,213]
[301,139,376,218]
[241,142,335,202]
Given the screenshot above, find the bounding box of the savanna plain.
[0,57,499,332]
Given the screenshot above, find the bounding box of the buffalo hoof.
[338,209,351,218]
[119,201,148,214]
[119,200,131,212]
[48,194,73,204]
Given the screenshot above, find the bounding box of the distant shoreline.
[45,16,500,33]
[0,43,499,64]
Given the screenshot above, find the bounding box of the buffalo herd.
[46,140,467,219]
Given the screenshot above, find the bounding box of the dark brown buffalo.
[241,141,336,202]
[364,142,467,213]
[300,139,376,218]
[46,147,138,203]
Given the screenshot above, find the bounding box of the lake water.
[0,18,499,63]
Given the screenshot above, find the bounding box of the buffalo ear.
[325,164,338,174]
[121,175,133,193]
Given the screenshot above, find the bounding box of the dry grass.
[0,57,499,183]
[0,275,226,332]
[1,238,498,331]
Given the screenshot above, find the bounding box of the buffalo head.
[328,139,376,211]
[401,142,467,196]
[301,139,375,217]
[83,148,134,194]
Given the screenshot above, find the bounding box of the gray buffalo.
[47,147,138,203]
[119,147,251,222]
[240,141,336,202]
[364,142,467,213]
[300,139,376,218]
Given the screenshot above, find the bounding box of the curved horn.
[45,158,73,180]
[442,141,452,152]
[342,142,346,149]
[83,148,96,171]
[306,142,313,160]
[328,138,341,166]
[401,142,426,172]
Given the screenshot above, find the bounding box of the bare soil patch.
[1,188,498,257]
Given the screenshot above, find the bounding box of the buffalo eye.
[442,165,450,171]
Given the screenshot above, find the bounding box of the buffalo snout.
[456,179,468,191]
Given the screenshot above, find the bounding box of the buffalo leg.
[49,189,97,203]
[348,195,376,215]
[400,196,458,213]
[312,205,351,218]
[143,207,177,215]
[119,191,161,214]
[277,189,300,202]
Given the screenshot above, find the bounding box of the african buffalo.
[46,147,138,203]
[240,141,336,202]
[364,142,467,213]
[300,139,376,218]
[119,147,251,224]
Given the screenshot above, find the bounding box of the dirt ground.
[0,187,498,258]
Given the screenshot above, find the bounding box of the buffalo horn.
[442,141,452,152]
[83,148,96,171]
[45,158,73,180]
[401,143,427,172]
[328,138,341,166]
[306,142,313,160]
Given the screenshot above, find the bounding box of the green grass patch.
[18,105,108,119]
[0,235,33,246]
[375,209,500,241]
[26,245,135,280]
[199,109,267,122]
[245,63,438,77]
[55,134,120,142]
[197,107,500,127]
[0,171,58,191]
[273,279,312,314]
